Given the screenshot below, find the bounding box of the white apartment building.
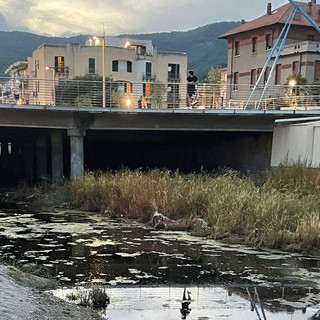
[6,36,187,107]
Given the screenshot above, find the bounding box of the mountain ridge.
[0,21,238,79]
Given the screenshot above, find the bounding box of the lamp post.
[289,79,297,95]
[46,66,55,106]
[90,35,106,108]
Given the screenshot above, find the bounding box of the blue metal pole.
[288,0,320,33]
[244,7,296,109]
[257,6,297,109]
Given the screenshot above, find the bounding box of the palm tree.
[285,73,307,86]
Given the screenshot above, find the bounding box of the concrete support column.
[51,130,64,183]
[23,141,34,185]
[36,136,48,183]
[68,129,85,180]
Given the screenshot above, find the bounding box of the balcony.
[168,73,181,81]
[55,66,69,75]
[276,41,320,57]
[142,72,156,81]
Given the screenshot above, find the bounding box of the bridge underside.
[2,106,317,185]
[0,128,272,186]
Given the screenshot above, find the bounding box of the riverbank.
[71,166,320,254]
[6,164,320,254]
[0,263,104,320]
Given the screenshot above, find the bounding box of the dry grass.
[69,166,320,253]
[266,162,320,194]
[297,213,320,251]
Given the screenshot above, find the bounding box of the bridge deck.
[1,104,320,132]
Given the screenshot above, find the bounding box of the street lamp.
[89,35,106,108]
[289,79,297,87]
[289,79,297,96]
[46,66,55,106]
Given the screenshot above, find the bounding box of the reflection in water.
[0,210,319,319]
[180,288,192,319]
[53,285,319,320]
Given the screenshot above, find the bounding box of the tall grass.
[70,166,320,253]
[266,162,320,193]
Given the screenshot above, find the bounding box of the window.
[34,60,39,77]
[168,64,180,80]
[233,72,239,90]
[146,62,152,77]
[314,60,320,81]
[112,60,118,72]
[235,41,240,56]
[275,64,282,85]
[137,46,146,55]
[127,61,132,73]
[89,58,95,74]
[264,67,270,84]
[252,37,257,53]
[125,82,132,93]
[250,69,257,86]
[55,56,65,73]
[143,83,151,98]
[266,34,272,50]
[292,61,299,75]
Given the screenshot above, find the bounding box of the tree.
[54,74,122,108]
[205,67,225,108]
[151,80,166,108]
[285,73,307,86]
[206,67,222,85]
[282,74,308,109]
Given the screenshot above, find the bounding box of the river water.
[0,208,319,319]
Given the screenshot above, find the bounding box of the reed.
[70,167,320,253]
[266,162,320,194]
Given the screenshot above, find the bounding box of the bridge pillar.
[68,129,85,180]
[36,136,48,183]
[51,130,64,183]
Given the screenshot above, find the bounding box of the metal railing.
[1,76,320,111]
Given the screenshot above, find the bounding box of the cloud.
[0,0,291,36]
[0,13,10,31]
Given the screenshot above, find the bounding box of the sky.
[0,0,301,36]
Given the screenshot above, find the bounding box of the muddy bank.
[0,264,103,320]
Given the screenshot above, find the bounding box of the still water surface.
[0,209,319,319]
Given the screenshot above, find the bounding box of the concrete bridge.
[0,103,319,185]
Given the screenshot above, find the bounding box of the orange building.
[220,1,320,88]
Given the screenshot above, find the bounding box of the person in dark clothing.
[187,70,198,107]
[180,288,191,319]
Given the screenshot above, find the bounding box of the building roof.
[5,61,28,74]
[219,1,320,39]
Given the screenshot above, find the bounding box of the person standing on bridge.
[187,70,198,107]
